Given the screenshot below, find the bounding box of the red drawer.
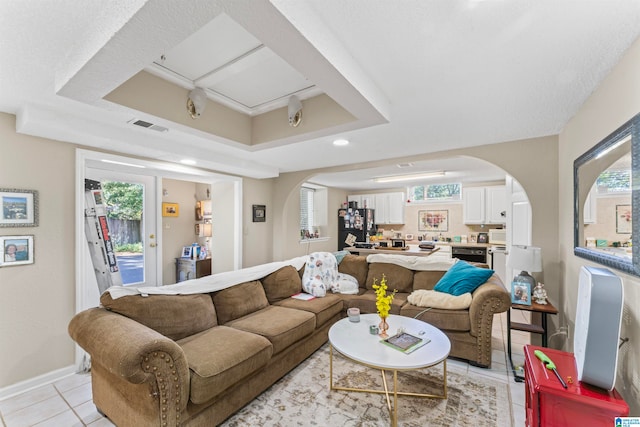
[523,345,628,427]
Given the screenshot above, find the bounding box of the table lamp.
[508,245,542,290]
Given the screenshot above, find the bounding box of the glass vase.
[378,316,390,339]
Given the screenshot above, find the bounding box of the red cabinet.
[524,345,628,427]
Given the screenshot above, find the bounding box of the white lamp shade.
[203,223,213,237]
[508,245,542,272]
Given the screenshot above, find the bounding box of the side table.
[507,300,558,382]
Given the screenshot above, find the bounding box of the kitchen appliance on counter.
[477,232,489,243]
[489,229,506,245]
[452,246,488,263]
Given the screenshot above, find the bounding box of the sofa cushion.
[412,270,447,291]
[225,305,316,354]
[338,254,368,287]
[273,293,343,327]
[261,266,302,304]
[433,261,494,296]
[346,290,409,315]
[212,280,269,324]
[365,263,414,292]
[100,293,217,341]
[400,304,471,332]
[177,326,273,404]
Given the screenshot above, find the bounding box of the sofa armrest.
[469,275,511,338]
[69,308,190,424]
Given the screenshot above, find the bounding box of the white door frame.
[74,149,243,369]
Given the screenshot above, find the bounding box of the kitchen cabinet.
[463,186,506,224]
[373,192,405,224]
[349,192,405,225]
[583,185,597,224]
[486,186,507,223]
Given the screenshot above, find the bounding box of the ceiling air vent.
[129,119,168,133]
[397,162,414,168]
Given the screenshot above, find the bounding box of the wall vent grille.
[129,119,168,133]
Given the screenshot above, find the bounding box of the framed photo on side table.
[511,281,531,305]
[0,235,34,267]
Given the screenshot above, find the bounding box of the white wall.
[559,36,640,413]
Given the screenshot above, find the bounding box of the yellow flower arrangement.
[372,274,397,318]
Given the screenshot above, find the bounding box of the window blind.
[300,186,315,233]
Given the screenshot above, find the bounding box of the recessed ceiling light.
[373,171,445,183]
[180,159,197,165]
[333,139,349,146]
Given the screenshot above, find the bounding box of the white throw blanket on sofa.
[366,253,456,271]
[106,256,309,299]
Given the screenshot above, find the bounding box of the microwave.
[489,229,506,245]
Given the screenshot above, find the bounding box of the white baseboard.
[0,365,76,401]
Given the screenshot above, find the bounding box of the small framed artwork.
[253,204,266,222]
[511,281,531,306]
[181,246,193,259]
[418,210,448,232]
[162,202,179,217]
[616,204,632,234]
[195,223,202,236]
[0,188,38,227]
[0,235,34,267]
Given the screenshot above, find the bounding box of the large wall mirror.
[574,112,639,277]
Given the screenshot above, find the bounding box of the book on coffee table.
[381,332,430,354]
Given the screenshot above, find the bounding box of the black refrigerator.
[338,208,375,250]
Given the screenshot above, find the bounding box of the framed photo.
[0,235,34,267]
[511,281,531,306]
[162,202,179,217]
[616,204,632,234]
[181,246,193,259]
[0,189,38,227]
[418,210,448,232]
[195,223,202,236]
[253,204,266,222]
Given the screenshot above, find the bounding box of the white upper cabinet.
[486,186,507,223]
[583,185,597,224]
[386,192,405,224]
[349,192,405,224]
[463,187,486,224]
[463,186,506,224]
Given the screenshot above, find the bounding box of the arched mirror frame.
[574,112,640,277]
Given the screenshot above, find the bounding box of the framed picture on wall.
[616,204,632,234]
[418,210,448,232]
[253,204,266,222]
[0,235,34,267]
[0,188,38,227]
[162,202,179,217]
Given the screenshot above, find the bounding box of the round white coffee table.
[328,313,451,427]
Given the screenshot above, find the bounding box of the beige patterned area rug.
[222,344,512,426]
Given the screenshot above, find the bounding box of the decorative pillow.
[333,250,350,264]
[407,289,472,310]
[433,261,494,296]
[330,273,360,294]
[302,252,339,297]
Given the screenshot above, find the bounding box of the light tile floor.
[0,310,532,427]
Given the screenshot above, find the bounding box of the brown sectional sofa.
[68,254,510,427]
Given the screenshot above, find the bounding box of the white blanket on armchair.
[106,256,309,299]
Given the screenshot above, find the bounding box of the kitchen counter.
[399,240,494,248]
[346,245,443,257]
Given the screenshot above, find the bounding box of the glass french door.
[85,168,158,287]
